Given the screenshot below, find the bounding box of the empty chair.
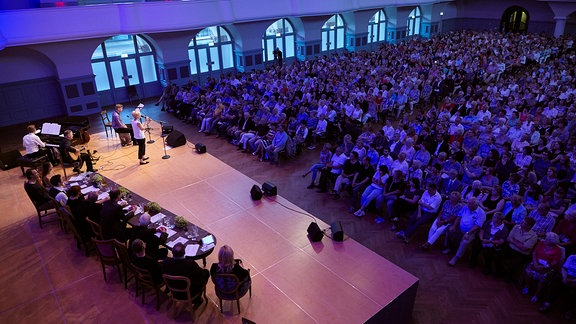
[127,85,140,106]
[92,238,122,283]
[100,110,114,138]
[211,271,252,314]
[163,274,206,319]
[132,264,165,311]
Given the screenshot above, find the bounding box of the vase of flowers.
[174,216,187,228]
[145,201,162,215]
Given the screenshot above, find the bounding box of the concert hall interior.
[1,0,575,323]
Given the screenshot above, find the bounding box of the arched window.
[500,6,529,33]
[188,26,234,76]
[262,19,295,63]
[322,14,345,52]
[368,10,387,43]
[91,35,157,92]
[407,7,421,37]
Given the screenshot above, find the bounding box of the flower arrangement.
[145,201,162,214]
[174,216,188,228]
[92,174,103,184]
[118,187,130,197]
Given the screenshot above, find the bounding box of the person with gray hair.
[445,197,486,267]
[127,213,168,260]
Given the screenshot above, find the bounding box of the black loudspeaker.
[250,184,263,200]
[162,125,174,136]
[0,150,22,170]
[165,130,186,147]
[195,143,207,154]
[331,221,344,242]
[262,181,277,196]
[307,222,323,242]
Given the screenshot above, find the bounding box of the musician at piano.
[112,104,136,147]
[59,129,96,173]
[23,125,56,164]
[131,109,150,165]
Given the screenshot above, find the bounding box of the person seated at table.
[111,104,135,146]
[40,161,54,189]
[210,245,250,283]
[99,189,128,242]
[76,191,103,225]
[24,168,53,209]
[161,243,210,307]
[59,129,96,173]
[49,174,68,206]
[130,239,163,285]
[128,214,169,260]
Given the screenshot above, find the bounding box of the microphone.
[157,120,167,124]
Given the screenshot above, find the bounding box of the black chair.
[113,240,137,290]
[212,270,252,314]
[86,217,104,240]
[127,85,140,106]
[100,110,114,138]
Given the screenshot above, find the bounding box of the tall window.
[91,35,157,91]
[262,19,295,62]
[368,10,387,43]
[188,26,234,76]
[501,6,529,33]
[407,7,422,37]
[322,14,345,52]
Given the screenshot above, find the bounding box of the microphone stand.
[144,117,155,144]
[159,121,170,160]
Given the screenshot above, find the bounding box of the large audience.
[154,29,576,317]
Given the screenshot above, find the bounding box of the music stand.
[160,121,170,160]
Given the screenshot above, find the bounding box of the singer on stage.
[131,109,150,165]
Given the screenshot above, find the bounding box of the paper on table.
[154,227,178,239]
[166,236,188,248]
[150,213,166,224]
[81,186,99,195]
[97,192,110,201]
[185,244,200,257]
[69,175,85,182]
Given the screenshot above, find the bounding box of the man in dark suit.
[439,169,463,199]
[161,243,210,306]
[76,191,102,224]
[387,133,403,160]
[128,213,169,260]
[431,133,450,157]
[99,189,128,242]
[130,239,163,285]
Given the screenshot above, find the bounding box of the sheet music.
[185,244,200,257]
[150,213,166,224]
[41,123,61,135]
[80,186,99,195]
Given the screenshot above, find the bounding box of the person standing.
[130,109,149,165]
[111,104,135,146]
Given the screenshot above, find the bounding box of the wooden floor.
[0,100,566,323]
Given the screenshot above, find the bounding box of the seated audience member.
[59,129,96,173]
[396,183,442,242]
[502,194,528,230]
[349,156,376,210]
[130,239,163,285]
[421,191,463,250]
[480,185,505,219]
[389,178,422,229]
[377,169,406,218]
[331,151,360,199]
[99,189,128,242]
[439,169,462,199]
[500,217,538,281]
[76,191,103,225]
[162,243,210,306]
[522,232,563,309]
[317,146,347,193]
[445,197,486,267]
[354,165,389,217]
[461,180,485,204]
[264,124,289,164]
[128,214,169,260]
[529,203,556,238]
[303,143,333,189]
[49,174,68,206]
[555,211,576,256]
[24,168,53,209]
[210,244,251,282]
[40,161,55,189]
[469,212,508,275]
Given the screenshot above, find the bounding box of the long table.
[69,172,216,266]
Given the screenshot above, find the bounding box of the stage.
[0,128,418,323]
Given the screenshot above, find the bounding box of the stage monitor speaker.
[195,143,207,154]
[331,221,344,242]
[250,184,263,200]
[262,181,277,196]
[0,150,22,170]
[307,222,323,242]
[165,130,186,147]
[162,125,174,136]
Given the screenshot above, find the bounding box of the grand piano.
[39,116,91,147]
